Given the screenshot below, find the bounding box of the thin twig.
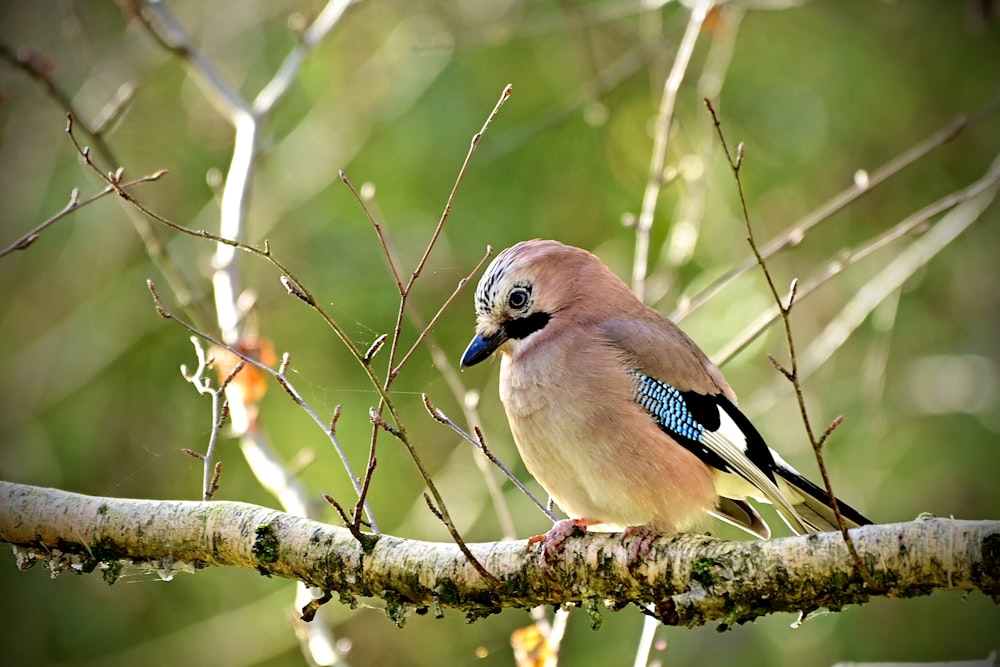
[204,364,242,498]
[423,394,556,521]
[0,41,198,316]
[0,42,118,164]
[673,105,992,321]
[744,153,1000,417]
[704,99,876,589]
[0,170,164,260]
[423,343,519,538]
[392,247,494,377]
[372,419,500,585]
[392,254,520,537]
[715,157,1000,369]
[407,84,512,301]
[381,83,513,383]
[632,0,712,302]
[72,107,387,528]
[65,116,382,391]
[342,177,520,540]
[178,336,245,500]
[253,0,354,116]
[147,281,377,530]
[342,85,513,567]
[340,171,404,294]
[337,169,406,297]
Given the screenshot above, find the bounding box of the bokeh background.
[1,1,999,665]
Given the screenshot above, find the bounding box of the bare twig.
[338,85,513,572]
[715,155,1000,370]
[70,113,388,530]
[422,345,519,539]
[147,281,376,529]
[704,99,876,589]
[0,42,197,314]
[408,84,512,300]
[378,237,519,540]
[370,423,499,584]
[632,0,713,302]
[340,171,404,294]
[423,493,445,522]
[0,169,164,260]
[378,83,513,384]
[392,246,494,377]
[179,336,245,500]
[673,101,1000,321]
[422,394,556,521]
[744,152,1000,417]
[0,42,119,164]
[65,116,384,393]
[350,181,516,539]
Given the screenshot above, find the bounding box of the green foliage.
[1,1,999,665]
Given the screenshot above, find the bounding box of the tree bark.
[2,480,997,628]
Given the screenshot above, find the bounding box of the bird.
[460,239,870,557]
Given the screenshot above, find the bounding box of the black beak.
[460,327,508,368]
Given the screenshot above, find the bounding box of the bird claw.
[527,518,591,568]
[620,525,660,565]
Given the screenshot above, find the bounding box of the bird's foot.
[620,525,661,565]
[527,518,594,568]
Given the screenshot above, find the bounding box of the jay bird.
[461,240,870,553]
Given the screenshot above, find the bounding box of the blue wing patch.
[628,370,733,473]
[629,370,704,441]
[628,369,779,483]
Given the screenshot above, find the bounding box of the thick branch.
[2,482,997,628]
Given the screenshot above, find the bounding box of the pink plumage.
[461,240,870,549]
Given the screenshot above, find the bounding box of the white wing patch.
[702,409,808,535]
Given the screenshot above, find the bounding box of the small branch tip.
[369,408,400,437]
[364,334,388,363]
[423,493,444,521]
[329,404,342,434]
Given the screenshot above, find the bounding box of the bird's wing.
[599,317,810,534]
[710,497,771,539]
[769,450,871,530]
[627,369,809,534]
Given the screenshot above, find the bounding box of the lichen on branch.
[2,481,997,628]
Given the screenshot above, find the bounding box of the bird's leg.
[527,518,597,568]
[620,525,661,564]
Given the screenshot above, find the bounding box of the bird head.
[460,239,633,368]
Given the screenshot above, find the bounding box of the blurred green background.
[1,1,999,665]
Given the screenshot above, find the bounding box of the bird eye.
[508,288,529,310]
